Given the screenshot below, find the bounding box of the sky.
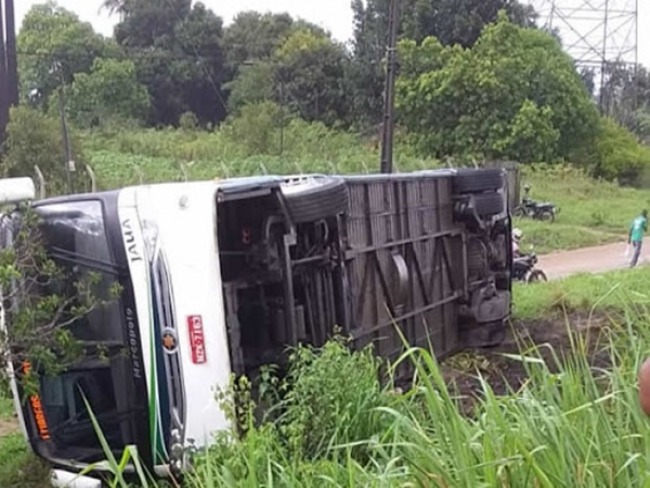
[14,0,650,69]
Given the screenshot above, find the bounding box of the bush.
[590,117,650,185]
[179,111,200,131]
[221,101,288,156]
[275,338,392,461]
[2,106,87,195]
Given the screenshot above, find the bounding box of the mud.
[442,313,613,414]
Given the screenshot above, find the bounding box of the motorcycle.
[514,197,557,222]
[512,251,547,283]
[513,185,558,222]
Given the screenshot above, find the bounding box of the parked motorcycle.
[513,185,557,222]
[512,251,547,283]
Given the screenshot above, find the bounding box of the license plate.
[187,315,207,364]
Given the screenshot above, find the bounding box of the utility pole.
[0,1,7,150]
[0,0,18,149]
[5,0,17,108]
[380,0,400,174]
[54,61,74,193]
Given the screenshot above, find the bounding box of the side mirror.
[0,178,36,205]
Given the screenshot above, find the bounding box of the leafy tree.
[348,0,537,128]
[631,110,650,145]
[396,14,599,163]
[17,2,118,108]
[113,0,226,125]
[225,61,275,113]
[226,29,349,126]
[220,11,329,110]
[67,58,150,128]
[221,11,325,70]
[272,30,349,126]
[600,63,650,132]
[400,0,537,46]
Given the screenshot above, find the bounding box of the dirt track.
[538,238,648,280]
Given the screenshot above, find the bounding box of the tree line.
[11,0,650,181]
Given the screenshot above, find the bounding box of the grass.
[3,266,650,486]
[522,164,650,235]
[513,264,650,320]
[0,394,50,488]
[75,126,650,254]
[187,315,650,487]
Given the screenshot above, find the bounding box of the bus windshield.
[22,200,144,462]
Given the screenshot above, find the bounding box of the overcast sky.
[14,0,650,69]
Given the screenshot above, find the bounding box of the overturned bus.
[0,168,512,487]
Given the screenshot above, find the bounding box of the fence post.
[86,164,97,193]
[33,165,45,199]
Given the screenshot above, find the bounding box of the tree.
[225,29,350,126]
[396,14,599,163]
[223,12,292,69]
[600,63,650,131]
[113,0,226,125]
[272,30,349,126]
[400,0,537,47]
[67,58,150,128]
[225,61,275,113]
[220,11,329,109]
[17,2,117,108]
[348,0,537,128]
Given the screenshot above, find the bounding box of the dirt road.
[538,238,647,280]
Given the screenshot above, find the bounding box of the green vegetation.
[7,312,650,487]
[2,265,650,486]
[514,265,650,321]
[6,0,649,191]
[512,164,650,253]
[4,1,650,486]
[0,395,49,488]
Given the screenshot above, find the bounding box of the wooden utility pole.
[0,1,8,149]
[379,0,400,174]
[0,0,18,148]
[5,0,18,108]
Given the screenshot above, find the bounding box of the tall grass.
[82,121,440,190]
[184,303,650,487]
[7,299,650,487]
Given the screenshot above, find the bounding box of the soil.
[441,312,613,415]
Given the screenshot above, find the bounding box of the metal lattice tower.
[527,0,638,111]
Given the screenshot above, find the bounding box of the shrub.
[590,117,650,185]
[2,106,87,195]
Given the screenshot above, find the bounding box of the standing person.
[628,210,648,268]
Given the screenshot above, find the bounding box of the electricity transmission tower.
[528,0,638,113]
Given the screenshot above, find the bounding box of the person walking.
[628,210,648,268]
